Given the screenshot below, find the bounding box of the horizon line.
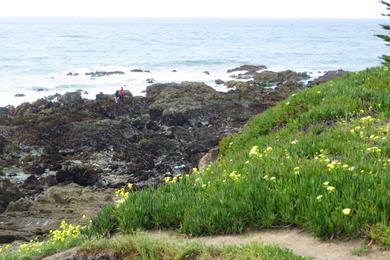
[0,15,387,20]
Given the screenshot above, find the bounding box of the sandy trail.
[145,229,389,260]
[45,228,390,260]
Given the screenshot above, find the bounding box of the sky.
[0,0,386,18]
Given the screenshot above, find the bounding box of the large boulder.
[56,164,99,186]
[0,180,23,213]
[146,82,219,125]
[253,70,308,84]
[57,91,83,105]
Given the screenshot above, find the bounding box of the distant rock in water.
[66,72,79,76]
[227,65,267,73]
[203,71,210,75]
[215,79,224,85]
[308,69,348,86]
[146,78,156,84]
[14,93,25,97]
[32,87,49,92]
[171,69,177,72]
[131,69,150,73]
[85,71,125,77]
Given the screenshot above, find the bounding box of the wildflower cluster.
[50,220,81,242]
[228,171,241,181]
[18,238,45,255]
[0,244,11,254]
[115,183,133,205]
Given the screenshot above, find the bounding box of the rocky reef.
[0,66,346,243]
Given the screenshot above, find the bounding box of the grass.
[86,67,390,244]
[351,245,371,256]
[2,67,390,259]
[79,233,309,260]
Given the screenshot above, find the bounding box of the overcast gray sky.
[0,0,386,18]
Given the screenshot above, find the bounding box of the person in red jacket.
[119,86,125,102]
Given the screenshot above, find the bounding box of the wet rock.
[0,180,23,213]
[56,165,99,186]
[203,71,210,75]
[23,162,45,175]
[96,92,114,102]
[215,79,224,85]
[32,87,49,92]
[131,69,143,72]
[0,107,8,116]
[22,175,43,191]
[146,78,156,84]
[171,69,177,72]
[57,91,83,105]
[253,70,308,84]
[227,65,267,73]
[85,71,125,77]
[308,69,347,86]
[14,93,26,97]
[66,72,79,76]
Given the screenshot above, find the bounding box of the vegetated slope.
[88,67,390,246]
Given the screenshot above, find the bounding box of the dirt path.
[145,229,389,260]
[45,228,390,260]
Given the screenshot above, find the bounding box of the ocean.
[0,17,388,106]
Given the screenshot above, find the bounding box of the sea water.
[0,17,388,106]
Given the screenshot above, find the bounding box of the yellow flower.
[342,208,351,215]
[249,146,260,157]
[323,181,330,186]
[270,176,276,181]
[326,186,335,192]
[265,146,273,152]
[127,183,133,190]
[316,195,323,200]
[291,140,299,145]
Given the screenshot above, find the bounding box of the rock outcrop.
[0,67,308,242]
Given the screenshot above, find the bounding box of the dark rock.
[146,78,156,84]
[23,163,45,175]
[22,175,42,190]
[307,69,348,86]
[215,79,225,85]
[0,107,8,116]
[171,70,177,72]
[203,71,210,75]
[253,70,308,84]
[32,87,49,92]
[39,175,58,187]
[0,180,23,213]
[56,165,99,186]
[131,69,145,72]
[85,71,125,77]
[227,65,267,73]
[96,92,114,101]
[14,93,26,97]
[57,91,83,105]
[66,72,79,76]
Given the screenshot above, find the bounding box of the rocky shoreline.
[0,66,346,243]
